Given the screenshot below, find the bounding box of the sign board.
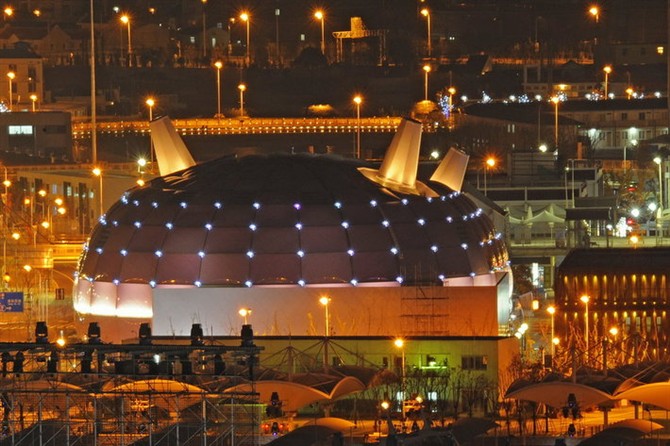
[0,292,24,312]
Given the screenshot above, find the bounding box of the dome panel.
[252,227,300,254]
[200,253,248,285]
[211,205,256,227]
[172,206,216,227]
[300,226,349,253]
[302,252,352,284]
[127,226,170,251]
[348,225,394,252]
[389,223,432,249]
[155,254,202,284]
[250,253,301,284]
[163,227,208,253]
[256,204,299,226]
[119,252,158,282]
[351,252,397,282]
[300,206,343,226]
[93,252,124,282]
[205,227,252,253]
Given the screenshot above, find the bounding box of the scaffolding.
[0,327,263,446]
[332,17,387,66]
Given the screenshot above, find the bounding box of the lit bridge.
[72,116,406,138]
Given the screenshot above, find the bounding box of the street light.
[238,83,246,118]
[654,156,664,211]
[580,295,590,361]
[240,12,250,66]
[319,296,331,369]
[603,65,612,98]
[420,8,431,57]
[238,308,251,325]
[120,15,132,67]
[547,306,556,360]
[214,61,223,119]
[314,10,325,57]
[145,97,155,121]
[551,96,560,152]
[353,95,362,159]
[92,167,103,217]
[394,338,406,409]
[422,64,431,101]
[30,94,37,112]
[484,157,496,196]
[589,5,600,23]
[6,71,14,110]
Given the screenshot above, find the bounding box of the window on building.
[621,112,628,120]
[8,125,33,135]
[639,112,646,120]
[461,355,487,371]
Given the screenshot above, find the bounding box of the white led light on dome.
[180,201,188,208]
[431,245,438,252]
[334,201,342,209]
[370,200,377,207]
[113,279,120,285]
[120,249,128,256]
[155,250,163,257]
[294,203,301,210]
[132,200,140,206]
[99,217,107,225]
[151,201,159,208]
[390,247,399,254]
[194,280,202,287]
[476,209,483,216]
[341,222,349,229]
[446,216,453,223]
[249,223,257,231]
[295,223,302,230]
[426,197,433,202]
[205,223,213,230]
[95,247,103,254]
[149,280,156,287]
[298,279,306,286]
[165,222,173,229]
[440,196,447,201]
[297,250,305,257]
[350,279,358,286]
[470,272,476,277]
[417,218,425,226]
[121,195,129,204]
[246,250,254,258]
[396,276,404,283]
[495,233,502,239]
[461,243,468,250]
[253,202,261,209]
[401,199,408,205]
[245,280,253,287]
[214,202,222,209]
[112,220,119,226]
[347,249,354,256]
[438,274,445,280]
[198,251,205,258]
[382,220,390,227]
[463,215,469,221]
[134,221,142,228]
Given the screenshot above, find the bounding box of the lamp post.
[6,71,14,110]
[353,95,362,159]
[314,10,325,57]
[214,61,223,119]
[120,15,132,67]
[238,83,246,118]
[238,308,251,325]
[422,64,431,101]
[394,338,406,416]
[420,8,431,57]
[551,96,560,152]
[319,296,331,368]
[654,156,664,211]
[92,167,103,217]
[484,157,496,196]
[145,97,155,121]
[547,306,556,360]
[589,5,600,23]
[583,295,591,359]
[603,65,612,98]
[201,0,208,59]
[240,12,250,66]
[30,94,37,112]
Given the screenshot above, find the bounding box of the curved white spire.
[150,116,196,176]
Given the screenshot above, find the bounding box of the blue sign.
[0,292,24,312]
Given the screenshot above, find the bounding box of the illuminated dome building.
[74,118,511,340]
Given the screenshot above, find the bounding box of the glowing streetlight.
[201,0,208,59]
[238,83,246,118]
[319,296,331,337]
[120,15,132,67]
[551,96,560,151]
[92,167,103,217]
[145,97,155,121]
[353,95,362,159]
[589,5,600,23]
[238,307,252,325]
[30,94,37,112]
[447,86,456,109]
[214,61,223,119]
[603,65,612,98]
[580,295,590,361]
[422,64,431,101]
[3,7,12,19]
[420,8,431,57]
[547,305,556,359]
[6,71,14,110]
[394,338,406,401]
[240,12,250,66]
[484,157,496,196]
[314,10,325,56]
